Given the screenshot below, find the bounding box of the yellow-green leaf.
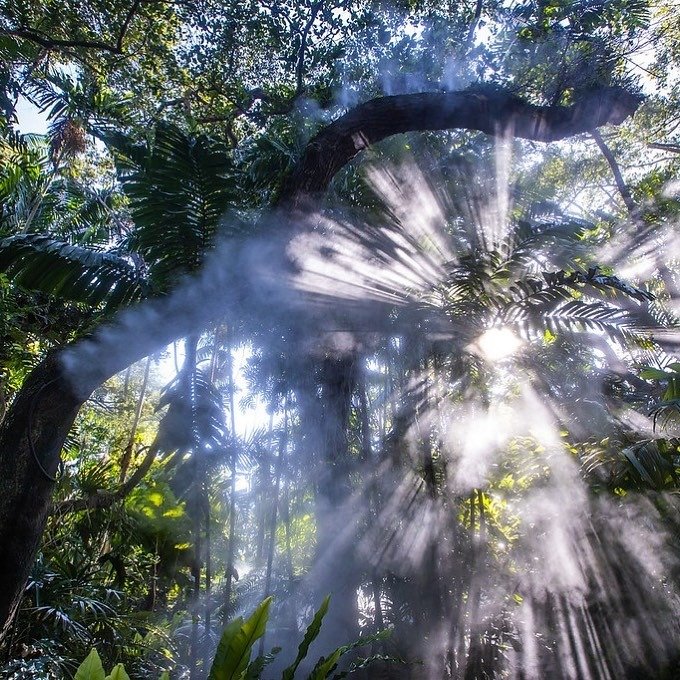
[208,597,272,680]
[105,664,131,680]
[75,649,106,680]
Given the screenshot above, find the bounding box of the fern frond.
[544,299,631,333]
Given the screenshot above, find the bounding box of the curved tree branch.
[648,141,680,154]
[279,86,641,206]
[2,0,143,56]
[591,129,637,215]
[2,28,125,54]
[295,1,324,96]
[54,443,158,515]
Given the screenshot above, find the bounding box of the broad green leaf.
[209,597,272,680]
[307,648,344,680]
[105,664,131,680]
[75,649,105,680]
[158,673,170,680]
[639,368,671,380]
[282,596,330,680]
[209,616,244,676]
[663,377,680,401]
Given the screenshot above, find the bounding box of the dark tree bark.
[0,86,641,638]
[591,129,638,216]
[0,302,191,637]
[0,354,82,638]
[298,356,362,649]
[279,86,641,206]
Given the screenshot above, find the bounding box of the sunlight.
[474,327,523,362]
[9,6,680,675]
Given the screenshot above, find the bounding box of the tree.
[0,82,643,640]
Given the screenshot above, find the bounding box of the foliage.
[72,598,391,680]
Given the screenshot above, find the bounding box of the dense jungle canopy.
[1,0,680,678]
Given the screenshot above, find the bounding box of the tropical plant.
[72,597,393,680]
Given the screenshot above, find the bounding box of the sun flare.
[473,327,524,362]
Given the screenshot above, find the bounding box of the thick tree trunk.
[309,357,362,647]
[0,304,192,638]
[0,354,83,638]
[0,86,641,638]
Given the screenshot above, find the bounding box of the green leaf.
[244,647,281,679]
[105,664,131,680]
[331,654,406,679]
[119,122,241,292]
[74,649,106,680]
[306,630,390,680]
[209,597,272,680]
[158,672,170,680]
[307,648,344,680]
[0,233,148,310]
[282,595,330,680]
[622,446,656,487]
[307,647,346,680]
[640,368,671,380]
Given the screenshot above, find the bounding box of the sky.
[15,95,48,134]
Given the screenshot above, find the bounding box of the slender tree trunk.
[282,481,297,641]
[223,328,238,622]
[259,403,288,655]
[256,414,274,563]
[203,327,221,671]
[263,405,288,598]
[591,129,637,216]
[203,494,212,672]
[185,334,202,680]
[119,355,151,483]
[358,372,386,634]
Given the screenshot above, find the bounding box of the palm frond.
[543,267,654,302]
[110,123,242,291]
[621,439,680,489]
[543,299,632,336]
[0,132,48,207]
[155,366,227,467]
[0,233,149,310]
[498,216,589,276]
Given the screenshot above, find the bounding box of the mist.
[55,138,680,679]
[4,3,680,678]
